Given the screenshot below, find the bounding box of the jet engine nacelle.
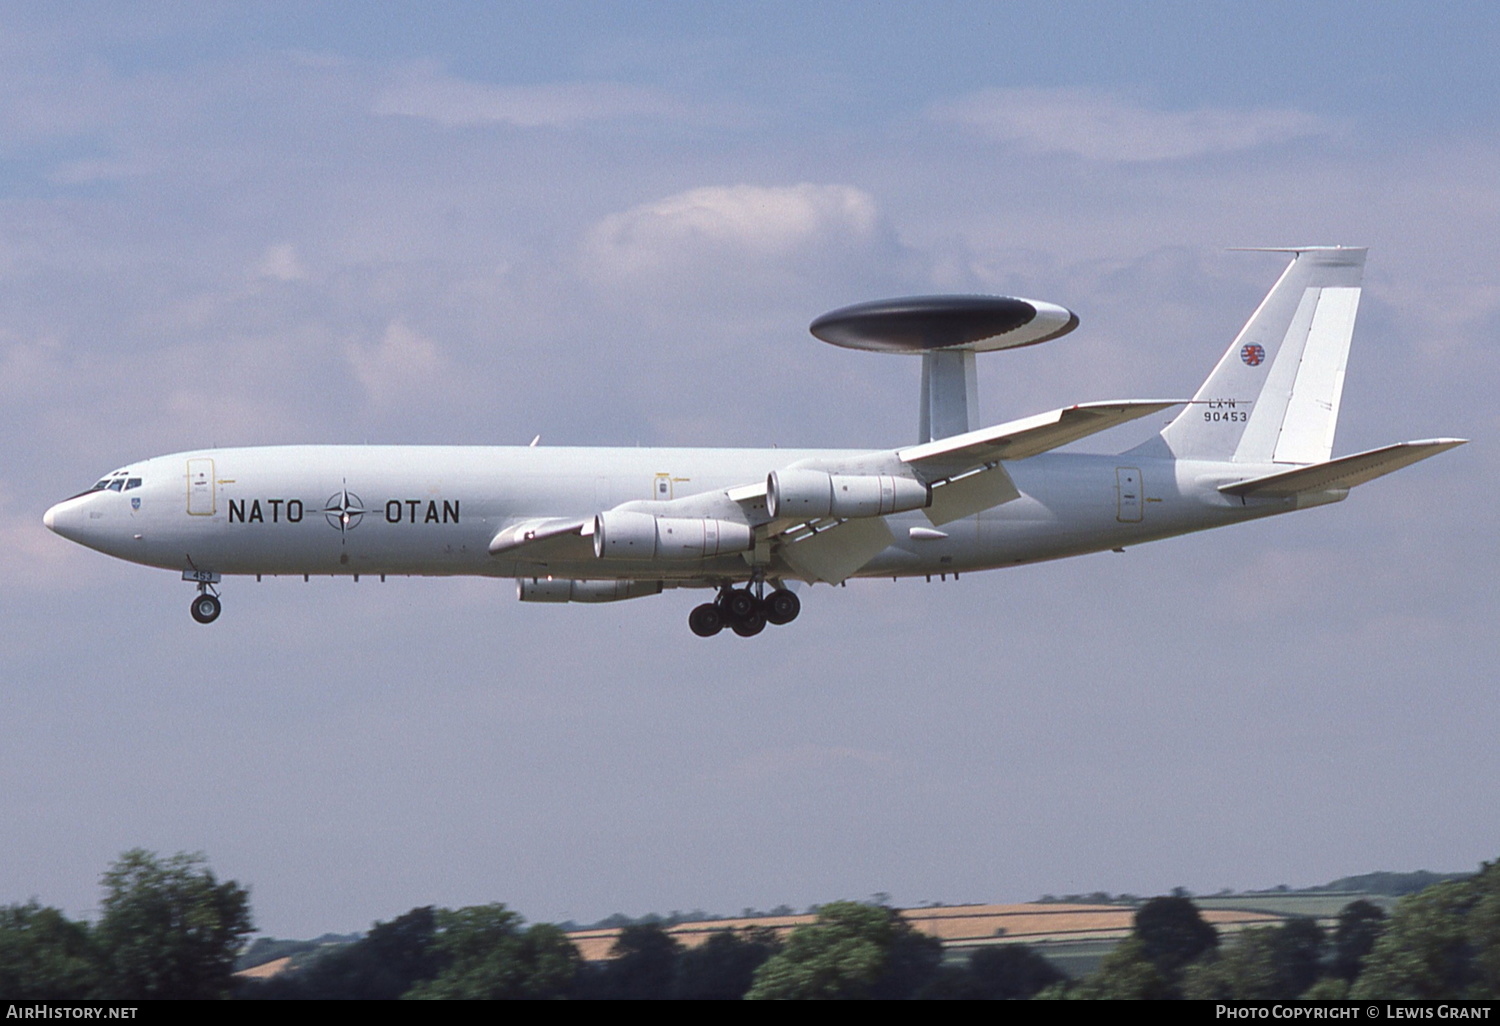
[517,578,665,603]
[766,469,930,519]
[593,510,754,560]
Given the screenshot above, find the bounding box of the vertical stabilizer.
[1159,247,1365,464]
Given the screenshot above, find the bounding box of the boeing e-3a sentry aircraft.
[44,247,1464,637]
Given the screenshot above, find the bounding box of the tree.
[1351,879,1474,999]
[94,850,253,999]
[673,928,781,1000]
[1352,859,1500,1000]
[918,944,1065,1001]
[586,922,683,1000]
[406,905,579,1000]
[1180,931,1278,1000]
[1056,938,1173,1000]
[1134,896,1218,978]
[265,906,442,999]
[1045,897,1218,1000]
[1331,899,1387,982]
[745,902,942,1000]
[1271,918,1326,997]
[1178,919,1323,1001]
[0,901,101,999]
[962,944,1066,1000]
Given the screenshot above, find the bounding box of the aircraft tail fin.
[1159,247,1366,464]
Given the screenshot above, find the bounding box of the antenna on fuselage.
[809,294,1079,442]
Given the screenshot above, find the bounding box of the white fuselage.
[43,444,1314,585]
[43,250,1459,634]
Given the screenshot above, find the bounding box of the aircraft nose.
[43,496,88,542]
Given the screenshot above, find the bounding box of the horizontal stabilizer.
[1218,439,1467,498]
[900,401,1181,481]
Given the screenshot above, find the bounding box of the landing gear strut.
[687,582,800,638]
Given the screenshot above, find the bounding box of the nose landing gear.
[183,568,222,624]
[688,582,800,638]
[190,591,221,624]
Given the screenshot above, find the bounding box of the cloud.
[932,87,1327,162]
[0,496,91,589]
[344,321,449,405]
[582,183,883,281]
[253,244,306,282]
[374,72,691,128]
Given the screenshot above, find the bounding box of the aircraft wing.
[1218,438,1468,498]
[488,400,1184,581]
[898,400,1182,480]
[892,400,1180,525]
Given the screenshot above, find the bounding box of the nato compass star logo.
[323,486,376,535]
[1241,343,1266,366]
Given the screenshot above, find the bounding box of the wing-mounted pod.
[593,510,753,561]
[810,294,1079,442]
[766,468,930,520]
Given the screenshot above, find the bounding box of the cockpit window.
[75,470,135,499]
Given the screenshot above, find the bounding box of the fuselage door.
[1116,467,1143,523]
[187,458,216,516]
[653,473,673,501]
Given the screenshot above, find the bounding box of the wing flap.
[1218,439,1467,497]
[924,466,1021,525]
[778,517,896,584]
[900,400,1181,480]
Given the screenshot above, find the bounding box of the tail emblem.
[1240,343,1266,366]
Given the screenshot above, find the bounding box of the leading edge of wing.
[899,400,1183,479]
[1218,438,1468,497]
[488,517,587,556]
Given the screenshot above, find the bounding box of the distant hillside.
[1319,870,1471,896]
[236,868,1476,972]
[237,933,360,972]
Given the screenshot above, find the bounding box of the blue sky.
[3,3,1497,937]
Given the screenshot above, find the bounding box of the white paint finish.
[919,349,978,442]
[1274,286,1361,465]
[1163,248,1367,464]
[41,250,1463,629]
[925,465,1021,526]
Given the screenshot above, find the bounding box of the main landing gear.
[688,584,800,638]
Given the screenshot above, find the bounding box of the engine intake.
[767,469,930,519]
